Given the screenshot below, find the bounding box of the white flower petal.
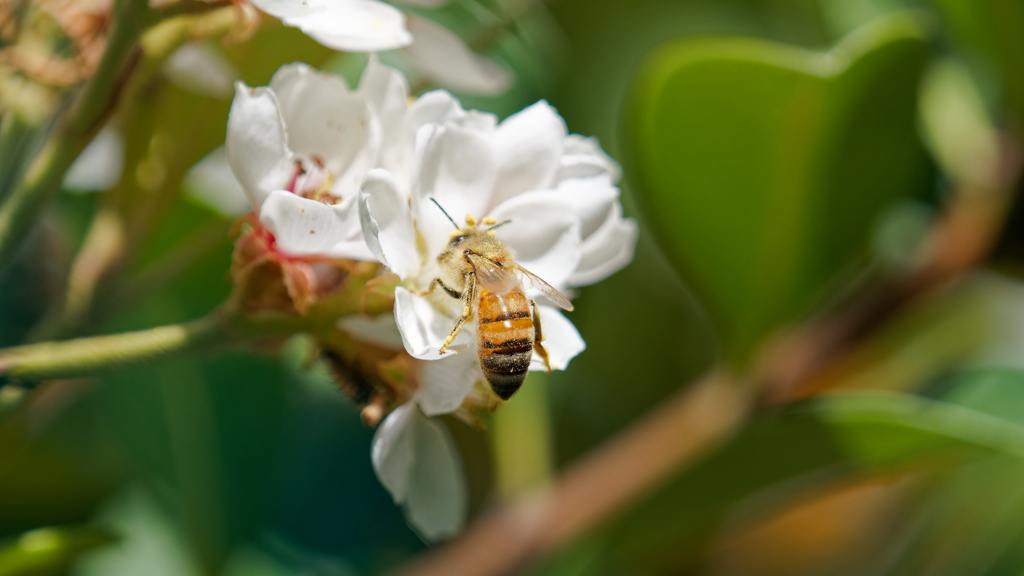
[410,90,466,132]
[403,413,467,541]
[323,194,376,260]
[292,0,412,52]
[327,238,376,261]
[64,127,124,192]
[529,306,585,371]
[259,190,356,257]
[489,101,566,209]
[558,134,622,183]
[488,191,581,289]
[360,169,419,279]
[569,209,638,287]
[403,16,511,96]
[338,313,405,349]
[359,57,414,187]
[371,403,417,502]
[413,122,497,258]
[410,90,497,134]
[371,404,467,541]
[249,0,315,19]
[162,42,238,100]
[269,63,380,199]
[416,352,479,416]
[359,56,410,121]
[183,146,251,216]
[391,0,450,6]
[225,83,294,211]
[394,287,472,360]
[556,177,619,238]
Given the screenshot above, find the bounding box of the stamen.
[303,169,338,204]
[465,214,477,227]
[286,160,305,194]
[482,217,497,225]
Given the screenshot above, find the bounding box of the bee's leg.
[531,299,553,373]
[439,272,476,355]
[414,278,461,299]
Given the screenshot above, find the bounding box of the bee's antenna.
[430,198,459,230]
[488,219,512,231]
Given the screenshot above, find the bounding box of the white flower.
[225,60,410,260]
[360,95,636,365]
[358,89,637,538]
[248,0,511,95]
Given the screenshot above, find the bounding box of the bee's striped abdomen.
[477,288,533,400]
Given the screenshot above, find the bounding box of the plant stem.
[0,263,393,382]
[0,314,226,381]
[37,6,239,340]
[0,111,40,202]
[0,0,150,269]
[490,373,555,500]
[0,308,309,381]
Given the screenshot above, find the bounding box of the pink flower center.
[287,157,341,205]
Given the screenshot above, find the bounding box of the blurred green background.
[4,0,1024,574]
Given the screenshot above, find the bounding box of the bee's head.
[446,227,477,247]
[430,199,511,257]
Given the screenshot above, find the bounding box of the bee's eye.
[450,234,469,244]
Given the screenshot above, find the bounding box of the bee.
[416,199,574,400]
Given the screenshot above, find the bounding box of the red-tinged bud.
[228,214,387,317]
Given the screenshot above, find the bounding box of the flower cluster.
[225,60,636,539]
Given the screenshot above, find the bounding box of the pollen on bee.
[465,214,477,227]
[482,217,498,225]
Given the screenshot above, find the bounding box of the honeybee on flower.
[416,200,575,400]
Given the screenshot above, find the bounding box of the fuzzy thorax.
[436,223,516,289]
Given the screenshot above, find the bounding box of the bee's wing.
[465,252,518,292]
[512,263,574,312]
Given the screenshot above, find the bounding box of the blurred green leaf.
[625,14,932,361]
[941,367,1024,425]
[813,391,1024,467]
[0,391,127,536]
[930,0,1024,128]
[0,526,116,576]
[875,368,1024,576]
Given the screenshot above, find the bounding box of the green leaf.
[930,0,1024,128]
[877,370,1024,576]
[941,368,1024,425]
[0,527,116,576]
[625,14,933,361]
[812,391,1024,467]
